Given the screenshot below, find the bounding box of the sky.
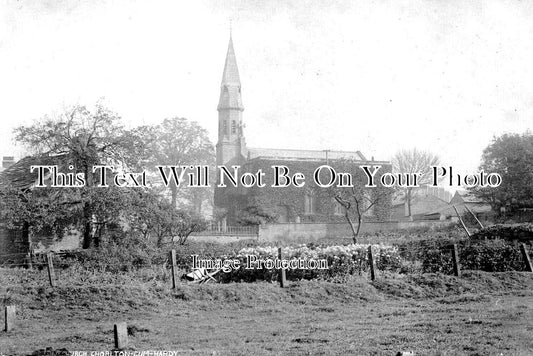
[0,0,532,175]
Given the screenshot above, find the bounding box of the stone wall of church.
[218,158,392,224]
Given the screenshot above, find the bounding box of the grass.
[1,267,532,355]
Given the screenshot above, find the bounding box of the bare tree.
[333,187,390,243]
[324,159,392,244]
[392,148,440,218]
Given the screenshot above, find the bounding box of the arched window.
[304,193,316,215]
[231,120,236,134]
[333,199,344,216]
[223,121,228,135]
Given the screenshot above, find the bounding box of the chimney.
[2,156,14,169]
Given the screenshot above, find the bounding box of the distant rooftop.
[247,148,383,162]
[0,154,70,189]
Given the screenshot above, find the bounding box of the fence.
[1,241,531,353]
[191,222,259,237]
[0,240,531,285]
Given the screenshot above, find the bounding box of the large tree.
[0,184,80,239]
[11,107,214,248]
[392,148,440,218]
[472,132,533,217]
[141,117,215,209]
[13,103,134,248]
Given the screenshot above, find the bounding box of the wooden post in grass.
[278,247,287,288]
[451,244,461,277]
[114,322,128,349]
[520,244,532,272]
[170,250,177,289]
[46,253,55,287]
[26,252,33,269]
[4,305,15,332]
[368,246,376,281]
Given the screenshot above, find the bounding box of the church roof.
[220,36,241,86]
[247,148,371,162]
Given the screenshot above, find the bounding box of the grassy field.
[1,268,532,355]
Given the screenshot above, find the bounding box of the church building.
[214,36,392,224]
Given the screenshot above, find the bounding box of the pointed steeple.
[218,34,243,111]
[216,33,246,167]
[220,35,241,86]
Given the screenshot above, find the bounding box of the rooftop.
[246,147,385,162]
[0,154,71,190]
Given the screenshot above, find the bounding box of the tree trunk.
[354,198,363,241]
[355,212,362,237]
[22,222,32,268]
[406,187,412,218]
[94,223,103,248]
[82,163,93,249]
[343,209,358,244]
[82,218,92,249]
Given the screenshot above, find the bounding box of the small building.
[0,156,15,173]
[391,186,452,221]
[446,190,493,220]
[0,154,81,265]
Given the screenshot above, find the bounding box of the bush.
[471,223,533,242]
[57,233,167,273]
[459,240,526,272]
[211,244,404,283]
[399,238,528,274]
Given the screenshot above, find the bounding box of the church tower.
[216,35,246,167]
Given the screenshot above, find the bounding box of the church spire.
[220,35,241,86]
[218,34,243,110]
[216,33,246,167]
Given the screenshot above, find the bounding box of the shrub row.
[397,239,529,274]
[51,236,530,281]
[471,223,533,242]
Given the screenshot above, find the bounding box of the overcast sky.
[1,0,532,174]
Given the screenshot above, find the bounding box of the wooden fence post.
[520,244,532,272]
[278,247,287,288]
[368,246,376,281]
[170,250,177,289]
[114,322,128,349]
[451,244,461,277]
[5,305,15,332]
[26,252,33,269]
[46,253,55,287]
